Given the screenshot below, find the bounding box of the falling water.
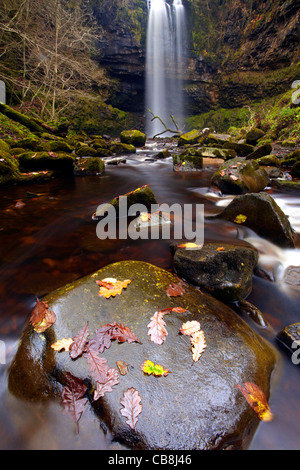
[145,0,187,137]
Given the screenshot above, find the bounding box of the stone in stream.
[171,242,258,302]
[8,261,277,450]
[215,192,297,248]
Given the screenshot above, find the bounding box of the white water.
[145,0,187,137]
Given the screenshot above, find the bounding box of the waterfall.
[145,0,187,138]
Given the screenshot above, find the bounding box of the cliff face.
[94,0,300,117]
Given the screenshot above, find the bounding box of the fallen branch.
[148,109,185,138]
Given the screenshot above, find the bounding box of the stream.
[0,139,300,450]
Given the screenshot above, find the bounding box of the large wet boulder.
[210,157,269,194]
[120,130,146,147]
[178,129,203,147]
[215,192,296,248]
[8,261,277,450]
[172,242,258,302]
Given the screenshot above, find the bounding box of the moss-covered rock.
[73,157,105,176]
[0,138,11,153]
[211,157,269,194]
[40,140,74,153]
[173,153,203,171]
[0,149,20,186]
[256,155,281,167]
[75,145,98,157]
[0,103,45,133]
[109,142,136,154]
[222,142,255,157]
[291,161,300,178]
[180,146,236,159]
[281,149,300,167]
[18,151,75,174]
[271,180,300,192]
[178,129,203,147]
[245,128,265,145]
[11,137,40,151]
[120,129,146,147]
[246,143,273,160]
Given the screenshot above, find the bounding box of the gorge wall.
[93,0,300,123]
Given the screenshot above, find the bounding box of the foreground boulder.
[172,242,258,302]
[211,157,269,194]
[215,192,296,248]
[8,261,277,450]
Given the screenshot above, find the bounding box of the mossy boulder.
[11,137,40,151]
[246,144,273,160]
[41,140,74,153]
[271,180,300,192]
[211,157,269,194]
[178,129,203,147]
[222,142,255,157]
[173,153,203,171]
[281,149,300,167]
[120,130,146,147]
[0,149,20,186]
[0,138,11,153]
[172,242,258,302]
[73,157,105,176]
[256,155,281,167]
[8,260,277,450]
[109,142,136,155]
[215,192,296,248]
[75,145,98,157]
[245,128,265,146]
[18,151,75,174]
[0,103,45,133]
[179,147,236,160]
[291,161,300,178]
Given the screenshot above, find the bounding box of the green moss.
[73,157,105,176]
[0,149,20,186]
[18,151,75,173]
[120,129,146,147]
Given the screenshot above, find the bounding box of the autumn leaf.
[166,281,185,297]
[141,360,169,377]
[179,320,201,336]
[120,387,142,431]
[234,214,247,224]
[29,297,56,333]
[61,372,88,433]
[116,360,129,376]
[236,382,274,422]
[177,242,202,249]
[96,278,132,298]
[84,346,109,383]
[88,322,140,353]
[51,337,73,352]
[190,330,207,363]
[94,367,119,401]
[170,307,187,313]
[69,322,90,360]
[147,309,168,345]
[217,246,225,251]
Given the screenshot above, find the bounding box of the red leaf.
[61,372,88,433]
[84,346,109,383]
[166,281,185,297]
[94,367,119,400]
[147,309,168,345]
[88,322,140,353]
[69,322,89,359]
[29,297,56,333]
[120,387,142,431]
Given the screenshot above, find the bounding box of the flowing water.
[145,0,187,137]
[0,141,300,450]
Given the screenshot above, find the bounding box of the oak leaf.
[51,337,73,352]
[234,214,247,224]
[96,278,132,298]
[166,281,185,297]
[116,360,129,376]
[88,322,140,353]
[69,322,90,359]
[120,387,142,431]
[147,310,168,345]
[61,372,88,433]
[179,320,201,336]
[141,360,169,377]
[190,330,207,363]
[29,297,56,333]
[236,382,274,422]
[94,367,119,401]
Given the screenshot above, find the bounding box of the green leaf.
[141,360,169,377]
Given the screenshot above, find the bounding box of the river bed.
[0,141,300,450]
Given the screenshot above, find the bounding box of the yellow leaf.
[236,382,274,422]
[234,214,247,224]
[51,337,73,352]
[96,278,132,298]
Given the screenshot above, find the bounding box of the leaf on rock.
[61,372,88,433]
[96,278,132,298]
[116,360,129,376]
[147,309,168,345]
[179,320,201,336]
[234,214,247,224]
[94,367,119,401]
[141,359,169,377]
[177,242,202,249]
[166,281,185,297]
[236,382,274,422]
[88,322,140,353]
[84,346,109,383]
[29,297,56,333]
[120,387,142,431]
[51,337,73,352]
[190,330,207,363]
[69,322,90,359]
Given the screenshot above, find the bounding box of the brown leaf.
[179,320,201,336]
[84,346,109,383]
[120,387,142,431]
[236,382,274,422]
[166,281,185,297]
[147,310,168,345]
[94,367,119,401]
[96,278,132,298]
[61,372,88,433]
[190,330,207,362]
[88,322,140,353]
[29,297,56,333]
[69,322,89,359]
[116,360,129,376]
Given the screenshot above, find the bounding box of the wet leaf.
[69,322,89,359]
[190,330,207,363]
[51,337,73,352]
[84,346,109,383]
[177,242,202,249]
[179,320,201,336]
[29,297,56,333]
[61,372,88,433]
[96,278,132,298]
[236,382,274,422]
[166,281,185,297]
[141,359,169,377]
[120,387,142,431]
[88,322,140,353]
[234,214,247,224]
[94,367,119,401]
[116,360,129,376]
[147,309,168,345]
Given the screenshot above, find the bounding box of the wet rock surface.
[8,260,277,450]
